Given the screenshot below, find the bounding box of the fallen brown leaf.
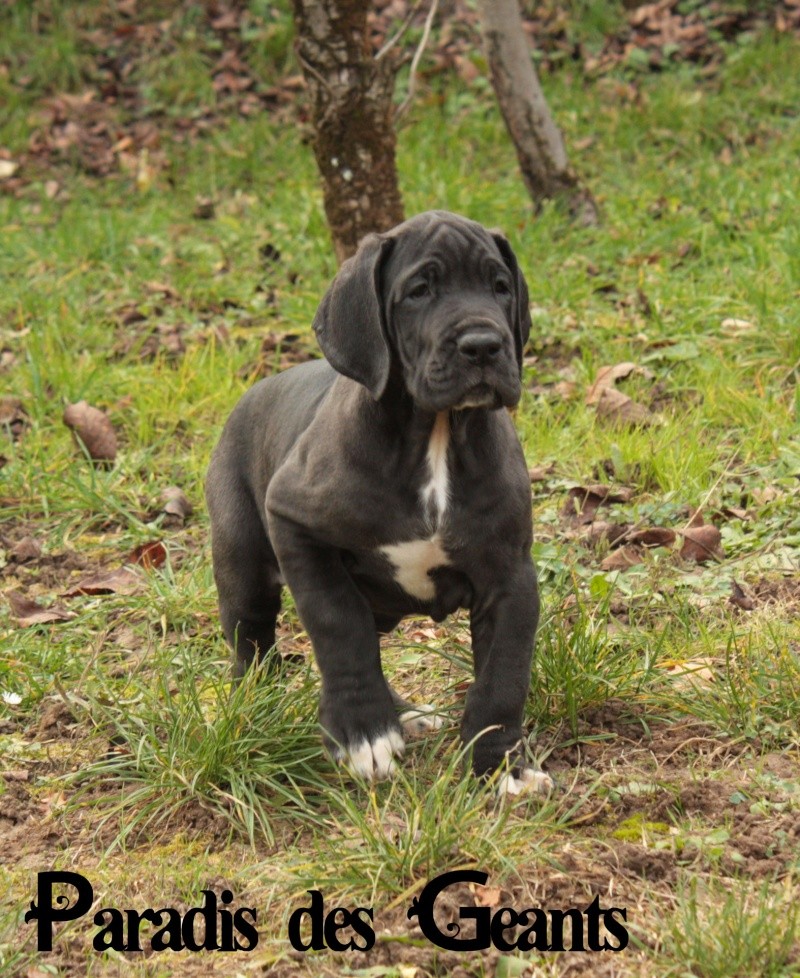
[679,525,724,563]
[729,579,755,611]
[161,486,193,523]
[11,536,42,562]
[62,566,143,597]
[600,545,644,571]
[6,591,76,626]
[211,9,240,30]
[718,505,749,521]
[193,196,216,220]
[562,484,634,524]
[469,883,503,908]
[406,626,441,643]
[528,464,556,483]
[751,486,781,506]
[127,541,167,570]
[660,657,717,684]
[0,396,28,441]
[118,303,148,326]
[720,317,755,335]
[144,280,179,300]
[586,521,631,548]
[595,387,655,427]
[63,400,118,461]
[627,527,677,548]
[585,362,653,405]
[553,380,578,400]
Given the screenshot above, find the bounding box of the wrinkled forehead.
[382,218,503,288]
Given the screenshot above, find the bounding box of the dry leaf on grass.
[0,396,29,441]
[585,362,654,405]
[729,579,755,611]
[193,196,216,219]
[720,317,755,335]
[600,545,644,571]
[562,484,634,524]
[161,486,193,523]
[660,657,717,684]
[627,527,677,548]
[553,380,578,400]
[586,361,657,428]
[528,464,556,483]
[144,280,180,300]
[468,883,503,908]
[6,591,76,626]
[679,525,724,563]
[62,566,143,597]
[62,400,118,461]
[586,521,631,547]
[11,536,42,562]
[595,386,656,427]
[127,541,167,569]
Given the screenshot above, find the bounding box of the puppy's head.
[313,210,531,412]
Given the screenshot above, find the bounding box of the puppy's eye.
[494,279,512,297]
[406,281,430,301]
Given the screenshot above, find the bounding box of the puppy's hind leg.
[207,477,282,679]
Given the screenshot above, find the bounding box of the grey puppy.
[206,210,551,795]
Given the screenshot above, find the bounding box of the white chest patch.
[378,413,452,601]
[420,411,450,523]
[380,534,450,601]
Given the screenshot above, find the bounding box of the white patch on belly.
[420,411,450,522]
[380,534,450,601]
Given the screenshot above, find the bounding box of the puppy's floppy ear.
[491,231,532,370]
[312,233,395,400]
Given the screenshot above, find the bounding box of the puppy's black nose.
[457,329,502,365]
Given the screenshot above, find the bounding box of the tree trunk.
[293,0,405,263]
[478,0,599,225]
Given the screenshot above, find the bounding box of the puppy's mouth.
[418,373,521,412]
[452,383,499,410]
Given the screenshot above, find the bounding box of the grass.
[663,878,799,978]
[1,4,799,977]
[67,653,330,848]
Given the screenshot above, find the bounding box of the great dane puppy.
[206,210,551,795]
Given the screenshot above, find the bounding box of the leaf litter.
[4,1,800,199]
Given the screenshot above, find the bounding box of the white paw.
[344,730,405,780]
[399,704,445,737]
[498,767,554,799]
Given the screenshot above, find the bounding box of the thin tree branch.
[394,0,439,121]
[296,51,331,93]
[375,0,426,61]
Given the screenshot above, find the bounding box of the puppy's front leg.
[463,558,551,793]
[267,512,403,780]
